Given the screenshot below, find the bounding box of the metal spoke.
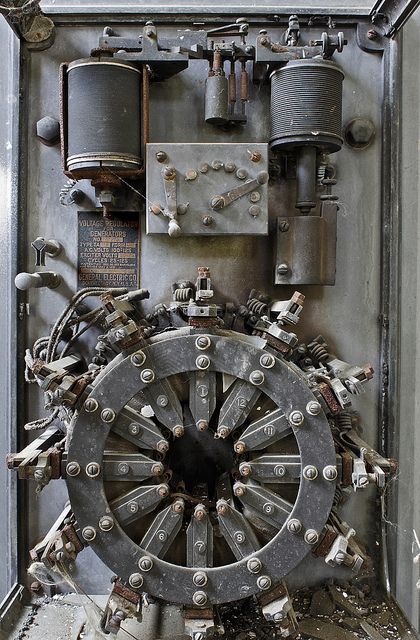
[186,504,213,568]
[140,500,184,558]
[239,454,301,484]
[216,498,260,559]
[189,370,217,430]
[110,483,169,526]
[216,379,261,438]
[102,452,164,482]
[112,406,169,454]
[234,408,291,453]
[233,481,293,529]
[142,378,184,437]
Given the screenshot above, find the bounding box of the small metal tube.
[205,75,229,125]
[296,146,317,214]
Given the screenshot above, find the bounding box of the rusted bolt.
[367,28,378,40]
[157,484,169,497]
[234,441,246,454]
[259,36,269,46]
[156,151,167,163]
[131,351,146,367]
[157,440,169,454]
[240,464,252,477]
[197,420,208,432]
[172,500,184,513]
[173,425,184,438]
[304,529,319,545]
[195,507,206,521]
[193,591,207,606]
[234,483,246,497]
[218,426,229,439]
[36,116,60,145]
[217,502,228,516]
[152,463,164,476]
[196,335,211,350]
[164,166,176,179]
[211,195,225,210]
[250,151,262,162]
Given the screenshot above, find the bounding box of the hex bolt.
[118,462,130,476]
[164,166,176,179]
[260,354,275,369]
[218,426,229,439]
[84,398,98,413]
[127,501,139,514]
[86,462,100,478]
[177,204,188,215]
[156,151,167,163]
[193,571,208,587]
[129,573,144,589]
[36,116,60,145]
[250,191,261,203]
[303,465,318,481]
[249,205,261,217]
[172,500,184,513]
[157,440,169,454]
[152,463,164,476]
[157,395,169,407]
[173,425,184,438]
[288,410,304,427]
[240,463,252,477]
[157,484,169,497]
[185,169,198,181]
[234,441,246,454]
[196,335,211,351]
[323,465,338,481]
[277,263,289,276]
[304,529,319,545]
[138,556,153,571]
[345,117,376,149]
[279,220,290,232]
[82,526,96,542]
[200,163,209,173]
[129,423,141,436]
[197,420,208,432]
[257,575,272,591]
[236,168,248,180]
[234,483,246,497]
[101,408,116,423]
[131,351,146,367]
[249,370,265,386]
[217,502,229,516]
[306,400,322,416]
[195,507,206,521]
[335,551,346,564]
[140,369,155,384]
[66,461,80,477]
[196,355,210,370]
[247,558,262,574]
[99,516,114,532]
[287,518,302,534]
[145,25,155,37]
[193,591,208,606]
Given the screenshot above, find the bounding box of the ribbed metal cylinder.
[66,59,142,178]
[270,59,344,153]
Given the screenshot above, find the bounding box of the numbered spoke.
[110,484,169,526]
[186,504,214,568]
[189,370,217,430]
[239,454,301,483]
[216,498,260,560]
[142,378,184,437]
[235,408,291,452]
[113,406,169,453]
[102,452,164,482]
[140,500,184,558]
[216,379,261,438]
[233,481,293,529]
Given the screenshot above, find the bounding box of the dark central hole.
[167,425,234,498]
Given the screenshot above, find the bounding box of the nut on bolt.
[36,116,60,145]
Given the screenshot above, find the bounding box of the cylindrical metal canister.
[65,58,142,178]
[205,74,229,125]
[270,59,344,153]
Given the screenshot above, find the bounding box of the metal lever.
[162,167,182,237]
[210,171,268,210]
[15,271,61,291]
[31,237,62,267]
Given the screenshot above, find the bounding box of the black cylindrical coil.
[270,59,344,153]
[65,59,142,178]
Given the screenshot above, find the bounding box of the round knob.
[15,271,61,291]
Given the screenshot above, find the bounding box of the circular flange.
[66,330,336,605]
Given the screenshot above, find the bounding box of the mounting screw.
[249,205,261,217]
[86,462,100,478]
[140,369,155,383]
[249,370,264,386]
[323,465,338,481]
[193,591,208,606]
[234,483,246,497]
[101,408,116,423]
[82,526,96,542]
[247,558,262,574]
[304,529,319,545]
[157,484,169,497]
[287,518,302,534]
[84,398,98,413]
[118,462,130,476]
[279,220,289,232]
[66,461,80,477]
[210,195,225,210]
[197,420,208,432]
[193,571,208,587]
[240,463,252,477]
[257,575,272,591]
[224,162,236,173]
[36,116,60,145]
[303,465,318,481]
[288,410,304,427]
[234,441,246,454]
[196,335,211,350]
[306,401,322,416]
[250,151,262,163]
[277,263,289,276]
[138,556,153,571]
[260,353,275,369]
[173,425,185,438]
[157,440,169,453]
[129,573,144,589]
[156,151,167,163]
[196,355,210,370]
[344,117,376,149]
[218,426,229,439]
[131,351,146,367]
[236,168,248,180]
[99,516,114,532]
[185,169,198,181]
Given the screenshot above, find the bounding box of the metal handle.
[15,271,62,291]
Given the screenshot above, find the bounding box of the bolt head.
[193,590,208,606]
[249,370,265,386]
[289,410,304,427]
[303,465,318,481]
[152,463,164,476]
[257,575,271,590]
[195,335,211,350]
[86,462,100,478]
[240,464,252,477]
[287,518,302,534]
[323,465,338,481]
[36,116,60,144]
[129,573,144,589]
[247,558,262,574]
[279,220,290,232]
[99,516,114,532]
[173,425,184,438]
[138,556,153,571]
[82,526,96,542]
[156,151,167,163]
[101,408,116,423]
[234,441,246,454]
[157,484,169,497]
[217,502,228,516]
[306,400,322,416]
[218,426,229,439]
[236,168,248,180]
[66,461,80,477]
[84,398,98,413]
[345,117,375,149]
[304,529,319,545]
[233,483,246,497]
[140,368,155,383]
[224,162,236,173]
[157,439,169,453]
[131,351,146,367]
[260,353,275,369]
[196,355,210,370]
[196,420,208,432]
[193,571,208,586]
[277,263,289,276]
[249,205,261,217]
